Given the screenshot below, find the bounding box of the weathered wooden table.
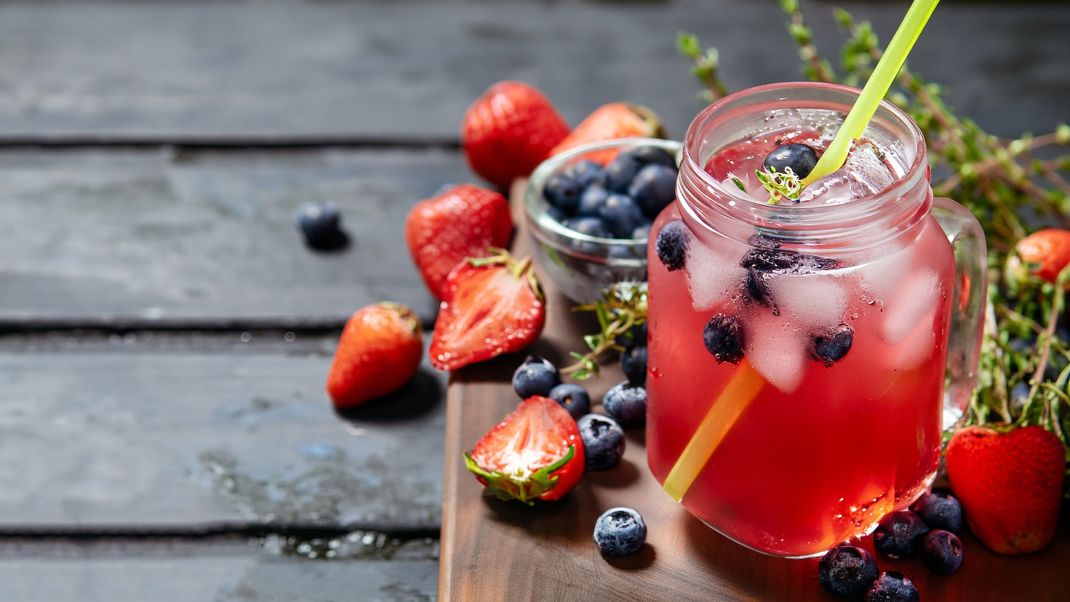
[0,1,1066,600]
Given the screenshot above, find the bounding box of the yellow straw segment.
[801,0,941,186]
[663,361,766,502]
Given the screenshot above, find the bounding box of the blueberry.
[873,511,930,559]
[545,203,567,223]
[577,414,626,471]
[598,194,645,238]
[763,143,818,179]
[632,223,652,240]
[511,356,561,399]
[548,383,591,419]
[543,172,583,214]
[739,245,840,309]
[629,164,677,218]
[909,490,963,533]
[593,507,646,556]
[655,219,689,271]
[703,314,745,364]
[296,202,348,251]
[864,571,919,602]
[605,155,643,193]
[919,529,963,575]
[818,544,879,598]
[623,146,677,169]
[607,245,634,260]
[577,186,610,217]
[603,381,647,427]
[620,345,647,386]
[810,324,854,366]
[562,160,606,189]
[615,323,648,348]
[565,216,611,239]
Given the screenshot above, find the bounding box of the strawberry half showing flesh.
[465,396,585,503]
[946,425,1065,555]
[429,250,545,371]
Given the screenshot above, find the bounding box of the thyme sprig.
[563,282,648,380]
[755,166,803,204]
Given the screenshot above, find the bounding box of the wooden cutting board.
[438,182,1070,601]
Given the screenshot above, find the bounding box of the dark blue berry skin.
[874,511,930,559]
[615,323,647,348]
[811,324,854,366]
[763,143,818,179]
[577,186,610,217]
[624,146,677,169]
[563,160,606,189]
[603,381,647,427]
[543,172,583,214]
[910,490,964,533]
[655,219,689,271]
[598,194,645,238]
[512,356,561,399]
[545,203,567,223]
[548,383,591,419]
[740,245,840,310]
[864,572,920,602]
[632,223,652,240]
[605,155,643,193]
[703,314,745,364]
[607,245,634,260]
[818,544,879,598]
[565,216,611,239]
[296,202,348,251]
[629,164,677,218]
[620,345,647,386]
[594,507,646,556]
[919,529,963,575]
[577,413,625,471]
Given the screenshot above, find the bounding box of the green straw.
[663,0,941,503]
[801,0,941,186]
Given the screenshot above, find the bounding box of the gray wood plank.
[0,0,1064,140]
[0,337,445,529]
[0,148,466,325]
[0,539,437,602]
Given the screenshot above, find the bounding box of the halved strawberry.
[550,102,665,164]
[429,250,545,371]
[465,396,585,503]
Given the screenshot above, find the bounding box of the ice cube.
[882,269,941,345]
[888,308,937,371]
[799,141,899,205]
[687,238,745,311]
[745,310,808,394]
[768,274,849,328]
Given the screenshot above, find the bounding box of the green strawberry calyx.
[463,445,575,505]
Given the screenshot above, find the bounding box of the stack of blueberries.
[542,146,679,256]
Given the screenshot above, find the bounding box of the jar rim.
[680,81,929,227]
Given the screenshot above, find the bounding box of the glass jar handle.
[932,197,988,424]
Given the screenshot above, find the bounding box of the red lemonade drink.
[646,83,986,558]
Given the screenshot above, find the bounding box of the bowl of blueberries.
[524,137,682,302]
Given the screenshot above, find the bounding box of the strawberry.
[326,302,423,409]
[945,425,1066,555]
[429,250,545,371]
[464,396,585,503]
[549,102,665,164]
[1015,228,1070,284]
[461,81,571,189]
[405,184,513,300]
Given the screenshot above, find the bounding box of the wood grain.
[439,182,1070,601]
[0,0,1064,139]
[0,148,465,326]
[0,335,445,530]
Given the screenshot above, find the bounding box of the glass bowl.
[524,137,683,303]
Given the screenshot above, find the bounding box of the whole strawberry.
[465,396,585,503]
[946,425,1065,555]
[550,102,665,164]
[1015,228,1070,284]
[405,184,513,300]
[429,250,545,371]
[326,302,423,409]
[461,81,571,189]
